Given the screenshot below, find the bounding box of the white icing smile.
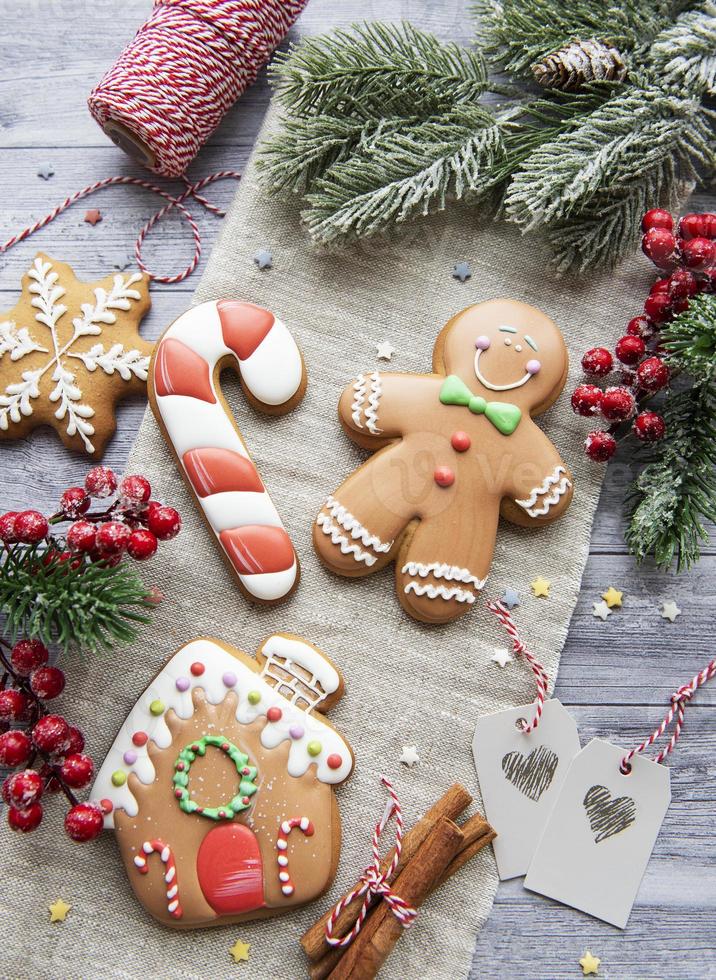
[473,335,541,392]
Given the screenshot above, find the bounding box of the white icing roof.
[91,638,353,829]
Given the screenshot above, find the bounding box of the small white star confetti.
[660,600,681,622]
[375,341,395,361]
[592,600,612,621]
[113,252,134,272]
[501,588,520,609]
[491,647,513,668]
[253,249,273,270]
[37,163,55,180]
[452,261,471,282]
[399,745,420,767]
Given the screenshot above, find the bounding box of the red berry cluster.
[0,638,102,842]
[571,208,715,462]
[0,466,181,565]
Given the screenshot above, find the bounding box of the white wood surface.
[1,1,714,977]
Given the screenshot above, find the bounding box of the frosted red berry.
[581,347,613,377]
[633,411,666,442]
[32,715,71,755]
[11,638,49,675]
[119,475,151,506]
[668,269,698,299]
[641,209,673,233]
[60,753,94,789]
[626,316,654,339]
[59,487,90,519]
[0,511,19,543]
[679,212,716,241]
[66,520,97,552]
[30,665,66,700]
[641,228,677,269]
[8,802,43,833]
[0,730,32,767]
[636,356,669,393]
[127,528,158,561]
[84,466,117,498]
[643,292,673,324]
[65,801,104,842]
[615,335,645,366]
[585,431,617,463]
[146,505,181,541]
[95,521,131,556]
[65,726,85,755]
[571,384,603,417]
[601,387,636,422]
[3,769,43,808]
[681,237,715,272]
[649,277,671,295]
[14,510,49,544]
[0,688,29,721]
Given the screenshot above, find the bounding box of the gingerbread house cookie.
[92,634,353,928]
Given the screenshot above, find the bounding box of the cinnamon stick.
[327,817,465,980]
[300,783,472,962]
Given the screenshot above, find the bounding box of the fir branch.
[270,22,489,119]
[301,105,505,244]
[662,293,716,379]
[649,1,716,95]
[0,544,152,653]
[626,378,716,570]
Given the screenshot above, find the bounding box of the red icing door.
[197,824,264,915]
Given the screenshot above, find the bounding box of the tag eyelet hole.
[515,717,528,731]
[620,763,632,776]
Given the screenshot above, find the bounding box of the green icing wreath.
[172,734,258,821]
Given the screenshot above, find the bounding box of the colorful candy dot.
[222,671,237,688]
[190,662,205,676]
[267,706,282,722]
[289,724,305,740]
[175,677,190,692]
[434,466,455,488]
[149,699,165,716]
[307,740,322,757]
[111,770,127,787]
[248,690,261,705]
[526,359,541,375]
[100,798,114,814]
[327,753,343,770]
[132,731,148,747]
[451,431,471,452]
[123,750,138,766]
[475,335,490,350]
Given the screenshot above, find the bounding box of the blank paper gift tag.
[525,738,671,928]
[472,699,580,879]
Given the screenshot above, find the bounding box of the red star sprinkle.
[84,209,102,226]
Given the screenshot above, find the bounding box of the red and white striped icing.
[276,816,315,897]
[134,838,183,919]
[151,300,304,601]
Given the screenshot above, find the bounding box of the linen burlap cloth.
[0,106,648,979]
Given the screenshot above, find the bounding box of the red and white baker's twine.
[487,600,549,733]
[621,655,716,773]
[134,838,183,918]
[324,777,417,949]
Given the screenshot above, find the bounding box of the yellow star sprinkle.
[49,899,71,923]
[530,576,551,598]
[229,939,251,964]
[602,586,623,608]
[579,950,601,975]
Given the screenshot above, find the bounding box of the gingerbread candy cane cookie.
[149,300,306,603]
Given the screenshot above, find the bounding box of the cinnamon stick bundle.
[300,783,472,963]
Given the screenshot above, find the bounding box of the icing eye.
[525,335,539,352]
[526,359,541,375]
[515,344,522,352]
[475,335,491,350]
[503,337,512,346]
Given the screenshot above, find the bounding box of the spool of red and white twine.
[1,0,307,283]
[487,600,550,733]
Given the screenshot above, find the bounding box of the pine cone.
[531,39,627,91]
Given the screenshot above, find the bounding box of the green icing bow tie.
[439,375,522,435]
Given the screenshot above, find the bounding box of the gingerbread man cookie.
[313,299,573,624]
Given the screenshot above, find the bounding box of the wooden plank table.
[1,2,714,977]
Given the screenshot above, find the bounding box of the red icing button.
[132,731,148,747]
[99,798,113,814]
[266,706,282,722]
[327,753,343,770]
[190,662,205,676]
[434,466,455,488]
[451,431,471,452]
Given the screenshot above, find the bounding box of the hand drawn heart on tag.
[583,784,637,843]
[501,744,559,802]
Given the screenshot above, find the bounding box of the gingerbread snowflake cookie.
[314,299,574,624]
[92,633,353,929]
[0,253,151,455]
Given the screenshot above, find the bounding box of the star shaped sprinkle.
[501,588,520,609]
[530,577,551,598]
[399,745,420,767]
[491,647,513,668]
[84,209,102,226]
[49,899,71,922]
[660,600,681,622]
[452,261,472,282]
[375,341,395,361]
[602,586,623,608]
[579,950,600,975]
[592,600,612,621]
[37,163,55,180]
[253,249,273,270]
[229,939,250,963]
[113,252,134,272]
